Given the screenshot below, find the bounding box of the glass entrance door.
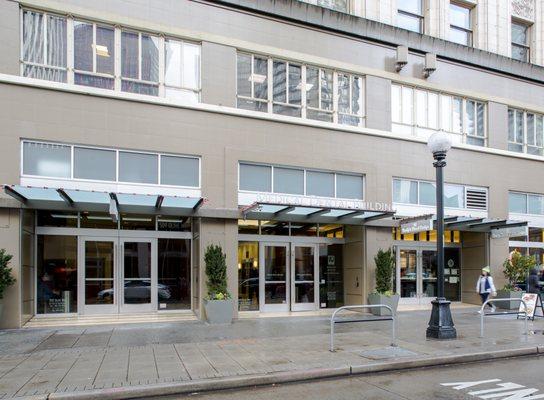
[398,249,418,304]
[260,243,289,312]
[291,244,318,311]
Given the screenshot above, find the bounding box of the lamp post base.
[426,298,457,340]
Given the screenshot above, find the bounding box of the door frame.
[259,242,290,312]
[290,243,319,312]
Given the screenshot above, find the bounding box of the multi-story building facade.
[0,0,543,328]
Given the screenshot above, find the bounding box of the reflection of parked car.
[97,281,171,300]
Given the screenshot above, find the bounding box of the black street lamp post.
[426,131,457,340]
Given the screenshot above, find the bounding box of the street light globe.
[427,131,452,155]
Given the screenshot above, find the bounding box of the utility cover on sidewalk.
[360,347,419,360]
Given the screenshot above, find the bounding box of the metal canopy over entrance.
[4,185,204,216]
[442,216,528,233]
[241,202,395,225]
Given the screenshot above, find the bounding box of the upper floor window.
[22,10,67,82]
[237,53,365,127]
[21,9,201,101]
[397,0,424,33]
[298,0,349,13]
[508,108,544,156]
[22,141,200,188]
[449,2,473,46]
[391,84,486,146]
[239,163,364,200]
[393,178,488,210]
[511,21,530,62]
[509,192,544,215]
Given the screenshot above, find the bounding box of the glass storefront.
[157,238,191,310]
[319,244,344,308]
[510,227,544,267]
[37,235,78,313]
[238,242,259,311]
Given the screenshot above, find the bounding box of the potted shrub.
[368,248,399,316]
[0,249,16,319]
[496,250,535,310]
[203,244,233,324]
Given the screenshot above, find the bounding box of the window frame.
[271,58,303,116]
[397,0,424,33]
[511,20,531,63]
[509,191,544,216]
[508,108,544,156]
[238,162,365,201]
[163,37,202,99]
[21,139,201,189]
[120,29,160,92]
[449,2,473,46]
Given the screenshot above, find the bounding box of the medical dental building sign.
[252,193,394,212]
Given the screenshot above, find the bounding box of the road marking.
[441,379,544,399]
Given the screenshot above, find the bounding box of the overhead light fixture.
[94,44,110,57]
[51,214,78,219]
[248,73,266,83]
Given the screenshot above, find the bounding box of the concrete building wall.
[20,210,35,324]
[201,42,237,108]
[342,225,364,305]
[461,231,487,305]
[0,0,19,76]
[364,75,391,132]
[0,208,21,329]
[364,227,394,302]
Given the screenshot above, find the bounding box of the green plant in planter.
[373,248,395,296]
[502,250,535,291]
[204,244,231,300]
[0,249,15,300]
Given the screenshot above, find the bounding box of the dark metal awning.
[443,216,528,233]
[3,185,204,216]
[240,202,395,225]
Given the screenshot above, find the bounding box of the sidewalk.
[0,307,543,399]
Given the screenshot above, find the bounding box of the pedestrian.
[476,266,497,313]
[527,268,541,294]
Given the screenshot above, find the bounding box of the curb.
[42,347,540,400]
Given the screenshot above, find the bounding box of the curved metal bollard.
[479,298,528,338]
[330,304,396,352]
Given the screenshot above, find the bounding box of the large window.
[298,0,349,13]
[393,178,487,210]
[22,141,201,188]
[397,0,424,33]
[449,2,473,46]
[21,9,201,101]
[158,238,191,310]
[511,21,530,62]
[509,192,544,215]
[236,53,365,127]
[391,84,486,145]
[239,163,364,200]
[22,10,67,82]
[508,108,544,155]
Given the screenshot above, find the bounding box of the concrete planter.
[367,293,399,316]
[204,299,234,324]
[495,290,524,310]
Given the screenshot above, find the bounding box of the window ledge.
[1,73,544,164]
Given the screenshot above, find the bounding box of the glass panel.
[75,73,115,89]
[399,250,417,298]
[37,211,78,227]
[450,4,471,29]
[85,241,114,304]
[46,15,67,68]
[536,115,543,147]
[321,69,333,110]
[515,109,524,143]
[121,31,139,79]
[512,44,529,62]
[306,171,334,197]
[508,109,516,142]
[421,250,437,298]
[23,10,44,64]
[239,163,272,192]
[401,86,413,124]
[80,212,118,229]
[119,151,158,184]
[319,244,344,308]
[165,39,182,87]
[391,85,401,123]
[528,195,544,215]
[338,74,350,114]
[237,98,268,112]
[121,80,159,95]
[352,76,363,116]
[141,34,159,82]
[476,102,485,137]
[294,247,314,282]
[441,95,451,131]
[273,167,304,195]
[398,0,421,14]
[253,56,268,100]
[398,12,422,33]
[161,156,199,187]
[290,223,317,237]
[289,64,302,105]
[306,66,319,109]
[121,214,156,230]
[37,235,77,314]
[272,61,286,103]
[466,100,475,135]
[307,109,333,122]
[237,53,252,97]
[527,113,535,145]
[123,242,151,304]
[74,21,93,72]
[452,97,462,133]
[428,92,438,129]
[158,239,191,310]
[96,25,114,75]
[23,141,71,178]
[23,64,66,82]
[529,228,543,242]
[509,192,527,214]
[419,181,436,206]
[74,147,116,181]
[392,179,417,204]
[416,90,426,126]
[165,87,199,103]
[238,242,259,311]
[264,246,287,304]
[182,42,200,90]
[317,0,348,12]
[512,22,528,45]
[260,221,289,235]
[336,174,364,199]
[273,104,301,117]
[450,27,470,46]
[444,184,464,208]
[238,219,259,234]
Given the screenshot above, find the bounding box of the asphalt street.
[154,355,544,400]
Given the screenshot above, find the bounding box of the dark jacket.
[528,269,541,294]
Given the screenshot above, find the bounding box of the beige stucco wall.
[0,208,21,329]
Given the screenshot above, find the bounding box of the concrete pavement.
[0,307,543,399]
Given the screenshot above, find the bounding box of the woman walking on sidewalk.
[476,266,497,313]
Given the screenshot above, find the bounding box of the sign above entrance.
[491,225,528,239]
[400,215,434,234]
